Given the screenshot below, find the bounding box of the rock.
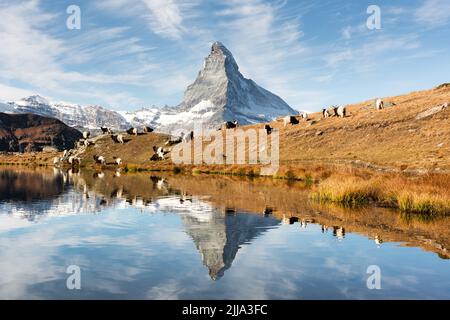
[416,103,448,120]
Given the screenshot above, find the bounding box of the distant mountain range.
[0,42,297,133]
[1,96,130,132]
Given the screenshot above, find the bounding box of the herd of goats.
[54,98,388,168]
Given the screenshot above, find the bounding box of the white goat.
[337,105,346,118]
[376,98,384,110]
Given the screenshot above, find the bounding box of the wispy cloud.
[1,0,449,112]
[415,0,450,26]
[325,49,353,67]
[0,0,157,107]
[96,0,201,40]
[211,0,318,109]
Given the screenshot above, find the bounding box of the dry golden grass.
[310,175,382,206]
[0,151,59,166]
[269,85,450,171]
[310,171,450,214]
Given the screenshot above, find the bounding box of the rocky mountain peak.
[18,95,49,106]
[208,41,239,72]
[169,41,297,130]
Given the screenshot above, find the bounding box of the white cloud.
[415,0,450,26]
[341,26,352,40]
[324,33,421,74]
[96,0,200,40]
[142,0,185,39]
[0,84,35,102]
[0,0,156,107]
[325,49,353,67]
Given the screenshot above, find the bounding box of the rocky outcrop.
[416,103,448,120]
[0,112,82,152]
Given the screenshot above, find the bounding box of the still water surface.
[0,168,450,299]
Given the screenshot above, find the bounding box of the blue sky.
[0,0,449,112]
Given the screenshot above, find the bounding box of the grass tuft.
[310,173,450,214]
[310,176,381,207]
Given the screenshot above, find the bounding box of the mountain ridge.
[0,112,82,152]
[0,42,297,132]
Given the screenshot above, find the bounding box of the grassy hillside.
[271,84,450,172]
[70,84,450,173]
[1,84,449,174]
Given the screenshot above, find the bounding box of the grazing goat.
[337,105,346,118]
[112,134,124,144]
[301,113,308,120]
[165,136,182,146]
[93,155,106,165]
[82,131,90,139]
[223,120,239,129]
[182,131,194,143]
[83,139,93,147]
[93,172,105,179]
[143,126,154,133]
[283,116,300,127]
[322,109,328,119]
[327,106,339,117]
[376,98,384,110]
[127,127,138,135]
[150,146,167,161]
[100,127,112,134]
[265,124,273,135]
[68,156,80,166]
[113,157,122,165]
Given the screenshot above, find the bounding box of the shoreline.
[1,156,449,216]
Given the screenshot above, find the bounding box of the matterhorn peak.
[169,41,296,131]
[209,41,238,69]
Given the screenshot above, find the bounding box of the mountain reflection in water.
[0,168,280,281]
[1,168,450,299]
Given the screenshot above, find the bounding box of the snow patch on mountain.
[0,95,130,131]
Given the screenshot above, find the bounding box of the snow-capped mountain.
[175,41,297,128]
[117,106,162,128]
[0,42,297,132]
[0,95,130,131]
[122,41,298,132]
